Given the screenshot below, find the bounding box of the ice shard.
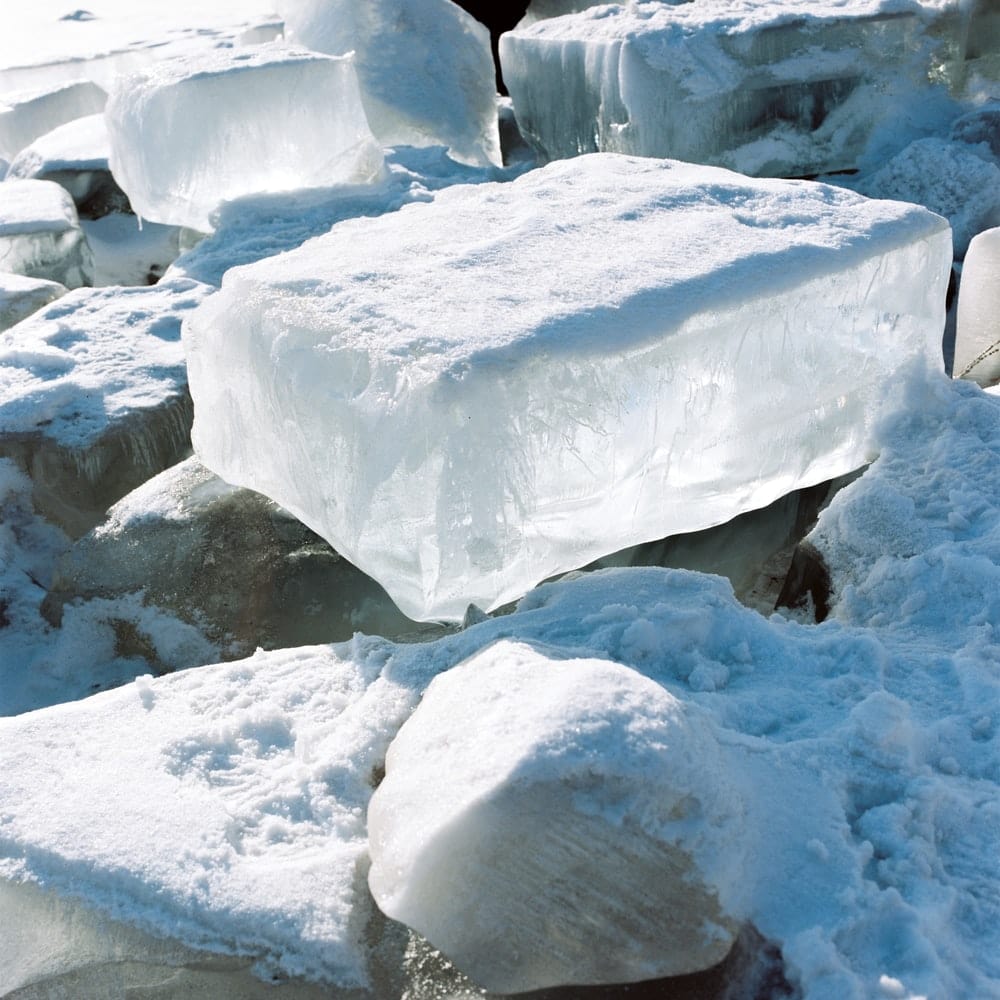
[184,154,951,622]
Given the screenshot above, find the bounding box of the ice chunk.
[0,79,106,160]
[500,1,979,177]
[0,272,66,332]
[0,279,211,535]
[105,44,384,232]
[369,639,742,992]
[283,0,501,168]
[954,226,1000,386]
[0,178,94,287]
[185,154,952,622]
[950,100,1000,159]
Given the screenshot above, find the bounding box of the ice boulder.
[0,271,65,332]
[0,79,106,160]
[0,279,211,535]
[283,0,501,168]
[185,154,952,622]
[0,178,94,287]
[105,44,384,232]
[954,226,1000,386]
[368,639,744,992]
[500,1,973,177]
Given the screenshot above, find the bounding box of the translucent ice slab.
[0,271,65,332]
[955,226,1000,386]
[184,153,951,622]
[0,80,106,160]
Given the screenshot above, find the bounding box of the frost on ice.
[105,44,385,232]
[185,153,952,622]
[283,0,502,168]
[0,178,94,288]
[500,0,997,177]
[368,639,743,992]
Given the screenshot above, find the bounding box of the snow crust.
[0,272,66,333]
[954,226,1000,385]
[105,44,385,232]
[185,153,952,622]
[283,0,502,168]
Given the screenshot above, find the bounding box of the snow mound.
[368,639,743,992]
[954,226,1000,386]
[105,44,384,232]
[0,79,106,160]
[283,0,501,168]
[184,153,952,622]
[0,272,66,332]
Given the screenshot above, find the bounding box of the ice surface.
[500,0,986,177]
[0,80,106,160]
[185,153,952,622]
[0,178,94,288]
[0,279,211,534]
[368,639,741,992]
[0,272,65,332]
[283,0,501,168]
[105,44,384,233]
[954,226,1000,385]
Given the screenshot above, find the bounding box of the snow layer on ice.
[105,44,384,233]
[0,79,106,161]
[0,178,93,288]
[185,153,952,622]
[500,0,978,177]
[283,0,501,169]
[954,226,1000,385]
[0,272,65,333]
[368,639,742,991]
[0,372,997,998]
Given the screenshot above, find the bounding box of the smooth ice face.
[0,178,93,287]
[500,0,981,177]
[955,226,1000,386]
[0,272,65,332]
[283,0,501,168]
[368,640,742,992]
[105,44,385,232]
[0,80,106,160]
[185,154,951,622]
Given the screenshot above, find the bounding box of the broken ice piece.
[0,79,106,161]
[0,178,94,288]
[955,226,1000,386]
[184,153,951,622]
[0,271,66,333]
[105,43,384,232]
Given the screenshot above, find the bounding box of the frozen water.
[283,0,501,168]
[500,0,985,177]
[0,79,106,160]
[954,226,1000,385]
[105,44,384,232]
[0,178,94,287]
[368,639,742,992]
[185,153,952,622]
[0,279,211,535]
[0,272,65,332]
[80,212,185,286]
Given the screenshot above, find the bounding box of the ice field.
[0,2,998,999]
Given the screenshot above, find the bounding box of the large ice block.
[184,154,951,622]
[0,271,65,332]
[0,79,106,160]
[955,226,1000,386]
[283,0,501,168]
[500,0,979,177]
[105,44,384,232]
[0,178,94,287]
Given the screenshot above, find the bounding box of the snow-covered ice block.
[517,0,629,25]
[950,100,1000,160]
[283,0,501,168]
[0,178,94,287]
[368,639,742,992]
[955,226,1000,386]
[106,44,384,232]
[185,154,952,622]
[0,271,65,332]
[0,279,211,535]
[0,79,106,160]
[500,0,969,177]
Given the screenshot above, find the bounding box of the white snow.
[954,226,1000,385]
[105,44,384,232]
[0,271,65,332]
[0,178,94,287]
[283,0,501,168]
[0,79,106,161]
[5,112,110,180]
[184,153,951,622]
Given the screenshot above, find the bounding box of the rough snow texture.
[954,226,1000,385]
[0,279,211,534]
[185,154,952,622]
[0,80,106,160]
[0,272,65,332]
[283,0,501,168]
[500,0,985,177]
[105,44,384,232]
[368,640,742,991]
[0,178,94,287]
